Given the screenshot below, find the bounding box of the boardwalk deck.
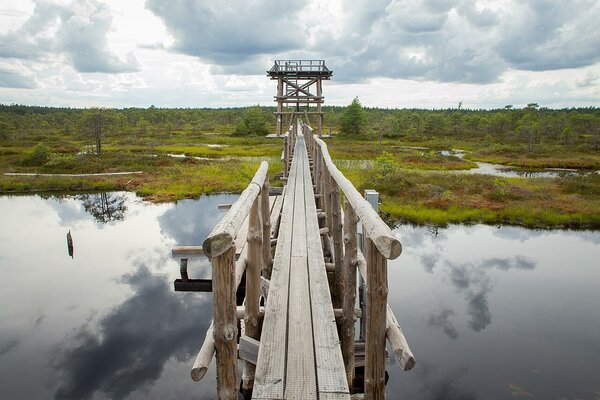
[253,133,350,400]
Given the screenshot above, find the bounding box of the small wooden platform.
[253,134,350,399]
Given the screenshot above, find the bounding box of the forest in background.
[1,103,599,153]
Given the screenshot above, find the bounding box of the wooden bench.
[253,134,350,399]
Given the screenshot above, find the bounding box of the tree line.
[1,102,599,151]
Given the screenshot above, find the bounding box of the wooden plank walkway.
[253,133,350,400]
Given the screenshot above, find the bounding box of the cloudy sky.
[0,0,599,109]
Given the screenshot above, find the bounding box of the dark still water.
[0,193,599,399]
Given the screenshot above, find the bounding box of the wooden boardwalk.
[174,120,415,400]
[253,133,349,399]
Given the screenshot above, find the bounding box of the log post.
[331,179,343,307]
[242,197,263,392]
[261,178,272,279]
[342,199,358,387]
[365,239,387,400]
[283,135,289,178]
[191,324,215,381]
[323,168,332,233]
[212,246,238,400]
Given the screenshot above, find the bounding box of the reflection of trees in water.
[79,193,127,223]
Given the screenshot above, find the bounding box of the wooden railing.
[304,125,415,399]
[198,161,271,400]
[281,124,297,178]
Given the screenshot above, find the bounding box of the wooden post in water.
[365,238,388,400]
[212,246,238,400]
[342,199,358,387]
[242,196,263,393]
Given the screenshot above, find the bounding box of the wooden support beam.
[191,324,215,381]
[357,250,415,371]
[239,335,260,365]
[331,179,343,308]
[212,246,237,400]
[342,200,358,387]
[172,246,203,256]
[365,239,387,400]
[242,197,263,392]
[261,179,272,279]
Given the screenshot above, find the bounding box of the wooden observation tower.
[267,60,332,137]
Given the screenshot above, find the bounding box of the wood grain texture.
[342,200,358,387]
[253,141,299,399]
[365,239,387,400]
[356,250,416,371]
[212,246,238,400]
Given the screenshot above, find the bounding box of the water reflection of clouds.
[412,362,477,400]
[428,309,458,340]
[0,338,19,358]
[158,194,238,246]
[444,256,537,333]
[493,226,600,246]
[51,265,212,400]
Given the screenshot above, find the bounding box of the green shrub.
[25,142,51,166]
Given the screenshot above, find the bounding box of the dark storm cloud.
[51,265,211,400]
[428,309,458,339]
[0,68,35,88]
[0,0,139,74]
[145,0,306,65]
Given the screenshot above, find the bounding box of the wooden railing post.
[212,246,238,400]
[261,178,272,279]
[283,135,289,178]
[330,179,343,308]
[242,196,263,393]
[342,199,358,387]
[365,239,387,400]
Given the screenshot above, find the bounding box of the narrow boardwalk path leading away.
[253,133,349,399]
[174,119,414,400]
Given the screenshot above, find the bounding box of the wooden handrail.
[203,161,269,257]
[313,137,402,260]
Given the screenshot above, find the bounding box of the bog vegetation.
[1,102,599,227]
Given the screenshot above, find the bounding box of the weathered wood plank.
[253,145,299,400]
[285,142,317,398]
[301,134,350,399]
[239,335,260,365]
[171,245,203,255]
